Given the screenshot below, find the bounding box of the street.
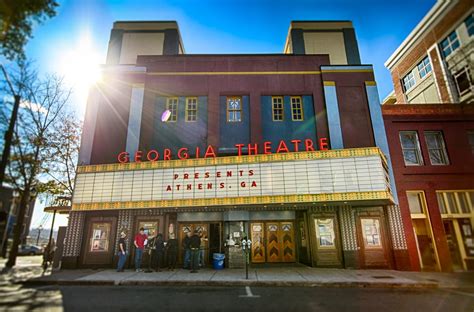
[0,284,473,312]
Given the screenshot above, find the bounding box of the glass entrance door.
[443,220,463,271]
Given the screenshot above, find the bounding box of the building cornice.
[385,0,457,70]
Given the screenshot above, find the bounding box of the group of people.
[182,230,208,273]
[116,228,207,273]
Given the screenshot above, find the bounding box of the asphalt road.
[0,284,473,312]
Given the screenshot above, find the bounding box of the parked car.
[18,245,43,256]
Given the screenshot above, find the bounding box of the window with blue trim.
[417,56,432,79]
[402,71,416,92]
[440,31,460,58]
[465,14,474,37]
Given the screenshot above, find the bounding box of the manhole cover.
[371,275,394,279]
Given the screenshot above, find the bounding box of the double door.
[250,221,295,263]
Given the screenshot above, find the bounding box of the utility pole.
[0,64,21,187]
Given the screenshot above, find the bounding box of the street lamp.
[36,225,43,245]
[241,238,252,280]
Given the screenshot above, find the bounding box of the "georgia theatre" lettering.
[117,138,329,163]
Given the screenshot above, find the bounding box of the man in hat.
[117,231,127,272]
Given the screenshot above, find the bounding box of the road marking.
[442,289,474,298]
[239,286,260,298]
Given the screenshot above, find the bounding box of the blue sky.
[24,0,435,230]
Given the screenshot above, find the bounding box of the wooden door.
[312,215,342,267]
[250,223,265,263]
[178,223,208,264]
[356,215,390,268]
[280,222,296,262]
[131,218,160,268]
[266,222,281,262]
[81,216,117,266]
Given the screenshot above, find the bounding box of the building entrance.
[356,213,390,268]
[250,221,295,263]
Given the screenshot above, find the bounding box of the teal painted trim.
[323,85,344,149]
[126,85,145,158]
[366,84,398,203]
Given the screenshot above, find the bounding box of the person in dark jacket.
[166,233,178,271]
[182,231,192,269]
[154,233,165,272]
[189,230,201,273]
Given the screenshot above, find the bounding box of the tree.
[2,61,71,269]
[0,0,58,60]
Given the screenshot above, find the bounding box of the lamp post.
[36,225,43,245]
[241,238,252,280]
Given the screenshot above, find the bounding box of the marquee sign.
[117,138,329,163]
[72,147,391,210]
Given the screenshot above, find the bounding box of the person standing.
[182,231,192,269]
[154,233,165,272]
[189,230,201,273]
[199,232,208,267]
[117,232,127,272]
[166,233,178,271]
[134,227,148,272]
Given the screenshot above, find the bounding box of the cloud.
[20,100,48,114]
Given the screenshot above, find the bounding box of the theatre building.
[62,21,410,270]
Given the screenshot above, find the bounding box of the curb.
[22,278,438,289]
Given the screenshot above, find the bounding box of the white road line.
[442,289,474,298]
[239,286,260,298]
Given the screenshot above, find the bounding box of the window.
[272,96,284,121]
[166,97,178,122]
[465,13,474,36]
[454,67,472,97]
[227,96,242,122]
[399,131,423,165]
[417,56,432,79]
[440,31,460,58]
[424,131,449,165]
[185,97,198,122]
[437,191,474,215]
[290,96,303,121]
[407,191,426,214]
[402,71,416,91]
[468,131,474,155]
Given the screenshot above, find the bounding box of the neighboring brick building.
[384,0,473,105]
[382,104,474,272]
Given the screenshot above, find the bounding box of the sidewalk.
[2,257,473,289]
[21,266,474,289]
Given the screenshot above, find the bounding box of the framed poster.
[361,218,382,248]
[315,218,336,249]
[90,223,111,252]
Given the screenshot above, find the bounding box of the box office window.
[290,96,303,121]
[272,96,284,121]
[361,218,382,248]
[424,131,449,165]
[90,223,111,252]
[166,97,178,122]
[315,218,336,249]
[227,96,242,122]
[399,131,423,166]
[185,97,198,122]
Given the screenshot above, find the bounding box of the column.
[323,81,344,149]
[125,84,145,158]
